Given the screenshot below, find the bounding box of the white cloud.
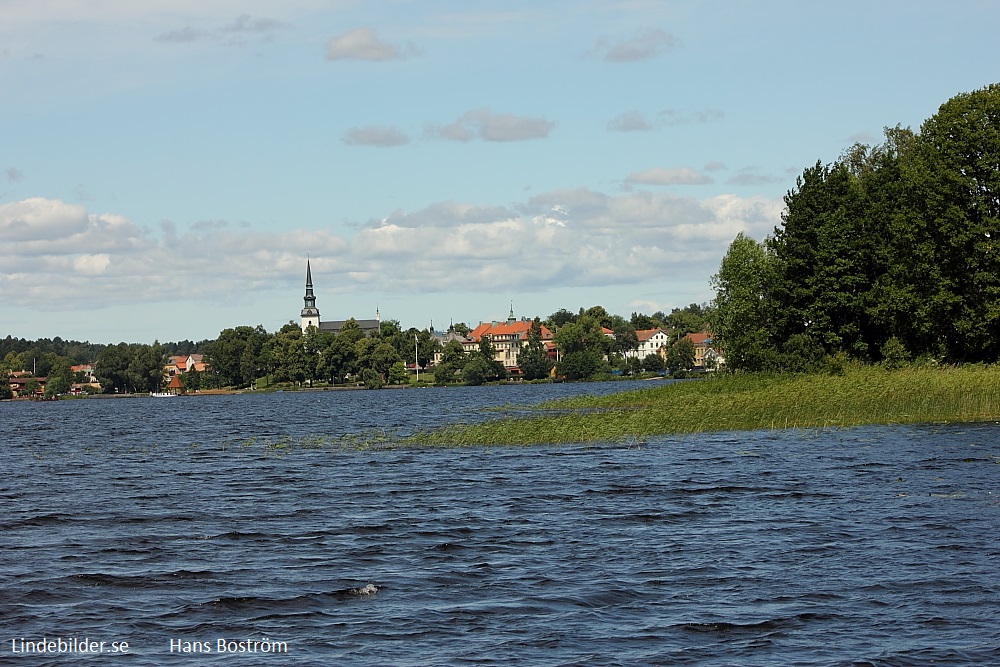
[342,125,410,147]
[0,191,781,311]
[428,108,555,142]
[625,167,713,186]
[0,197,91,242]
[593,28,677,62]
[325,28,408,61]
[73,253,111,275]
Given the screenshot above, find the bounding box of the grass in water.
[405,364,1000,446]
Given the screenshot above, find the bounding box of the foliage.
[556,349,605,380]
[665,337,696,375]
[433,363,457,385]
[712,83,1000,368]
[461,356,494,386]
[642,353,666,373]
[359,368,384,390]
[710,233,776,371]
[44,357,73,396]
[518,319,554,380]
[388,361,409,385]
[95,342,166,393]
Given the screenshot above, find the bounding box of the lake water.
[2,382,998,666]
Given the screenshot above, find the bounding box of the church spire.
[300,259,320,331]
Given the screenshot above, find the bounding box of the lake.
[2,382,998,666]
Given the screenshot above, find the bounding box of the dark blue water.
[2,383,998,666]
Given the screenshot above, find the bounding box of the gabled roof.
[685,332,713,345]
[636,328,666,342]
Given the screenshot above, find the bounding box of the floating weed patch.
[403,364,1000,447]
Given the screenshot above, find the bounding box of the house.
[684,332,724,370]
[624,328,671,360]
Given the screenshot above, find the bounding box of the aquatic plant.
[405,364,1000,446]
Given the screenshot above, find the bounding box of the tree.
[518,319,554,380]
[710,233,777,371]
[610,322,639,357]
[388,361,409,385]
[439,340,466,369]
[554,314,608,357]
[557,350,604,380]
[44,357,73,396]
[665,337,695,375]
[206,325,269,388]
[127,342,167,392]
[642,353,666,373]
[547,308,577,328]
[474,335,506,381]
[667,305,711,337]
[461,356,494,386]
[899,83,1000,361]
[96,343,131,393]
[433,362,457,384]
[369,342,403,379]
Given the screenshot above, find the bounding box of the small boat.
[149,391,177,398]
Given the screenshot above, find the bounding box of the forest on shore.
[712,83,1000,372]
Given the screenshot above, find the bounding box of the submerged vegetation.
[404,364,1000,446]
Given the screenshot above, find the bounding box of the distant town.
[0,263,720,399]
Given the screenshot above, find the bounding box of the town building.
[462,307,555,372]
[623,328,671,360]
[685,332,724,370]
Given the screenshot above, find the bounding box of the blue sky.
[2,0,997,344]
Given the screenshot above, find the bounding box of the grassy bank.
[406,364,1000,446]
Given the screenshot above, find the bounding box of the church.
[299,260,381,335]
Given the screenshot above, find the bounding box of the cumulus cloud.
[0,190,781,310]
[625,167,713,186]
[325,28,410,61]
[342,125,410,147]
[593,28,677,62]
[428,108,555,142]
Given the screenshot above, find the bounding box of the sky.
[2,0,998,344]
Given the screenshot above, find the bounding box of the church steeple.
[300,259,320,331]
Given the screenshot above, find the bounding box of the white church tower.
[300,259,320,331]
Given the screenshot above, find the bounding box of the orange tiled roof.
[468,321,552,342]
[685,332,712,345]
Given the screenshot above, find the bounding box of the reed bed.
[405,364,1000,446]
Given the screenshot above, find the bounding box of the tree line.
[1,303,711,397]
[712,83,1000,371]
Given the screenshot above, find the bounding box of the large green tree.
[710,233,777,371]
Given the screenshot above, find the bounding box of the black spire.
[302,259,318,317]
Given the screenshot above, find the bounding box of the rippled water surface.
[2,383,999,666]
